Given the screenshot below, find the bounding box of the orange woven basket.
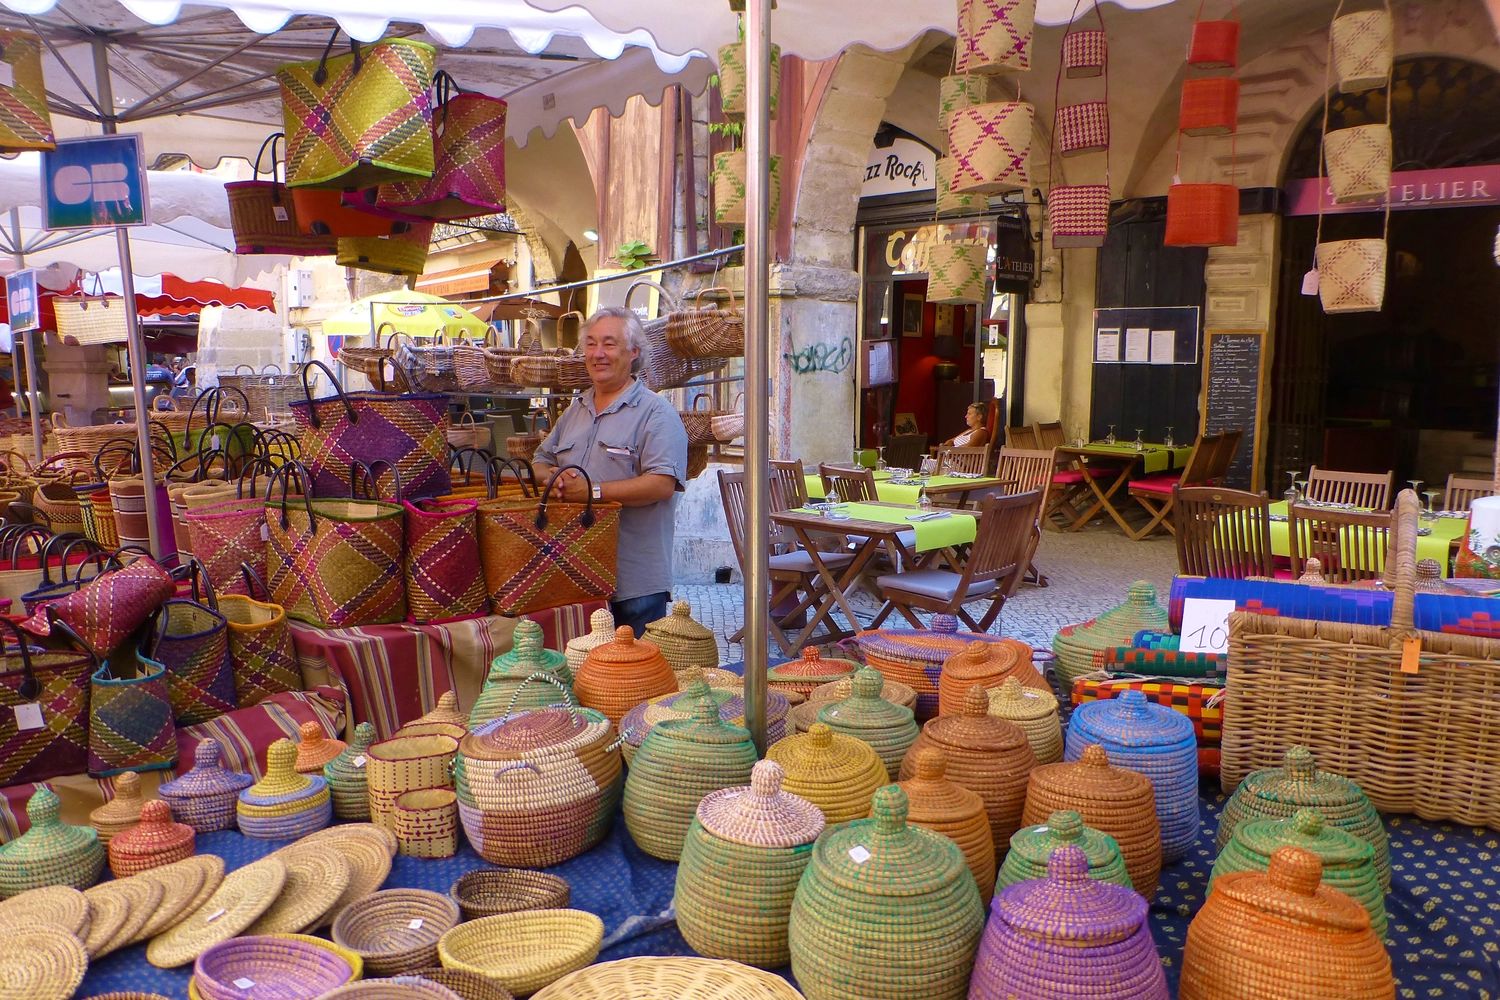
[936,638,1046,716]
[1178,77,1239,136]
[572,627,677,725]
[898,746,997,905]
[1164,183,1239,248]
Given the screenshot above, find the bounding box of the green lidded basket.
[0,788,106,897]
[1051,581,1169,691]
[788,785,986,1000]
[1216,745,1391,891]
[623,680,759,861]
[995,809,1133,892]
[817,667,919,781]
[1211,808,1387,936]
[469,619,573,729]
[325,721,378,821]
[674,759,826,969]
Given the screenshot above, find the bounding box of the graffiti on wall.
[784,337,852,375]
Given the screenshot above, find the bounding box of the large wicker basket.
[1221,489,1500,829]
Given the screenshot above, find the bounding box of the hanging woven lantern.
[938,74,990,132]
[955,0,1038,75]
[1324,124,1392,204]
[996,808,1133,891]
[1056,100,1110,156]
[718,40,782,118]
[712,151,783,226]
[1316,237,1388,314]
[1178,77,1239,136]
[817,668,919,780]
[936,157,983,217]
[1164,183,1240,247]
[1062,28,1107,78]
[1188,12,1240,69]
[766,723,886,825]
[947,102,1034,195]
[898,746,997,905]
[1331,9,1394,93]
[926,240,988,305]
[1049,183,1111,249]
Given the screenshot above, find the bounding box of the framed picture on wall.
[894,412,919,436]
[902,296,923,337]
[934,304,954,338]
[962,308,977,348]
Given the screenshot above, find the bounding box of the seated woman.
[941,402,991,449]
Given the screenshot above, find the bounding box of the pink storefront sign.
[1284,164,1500,215]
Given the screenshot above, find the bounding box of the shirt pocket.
[595,437,640,476]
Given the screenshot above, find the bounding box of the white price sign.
[1179,598,1235,654]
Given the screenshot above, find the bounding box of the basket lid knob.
[962,684,989,717]
[871,785,908,834]
[589,608,615,634]
[964,640,990,663]
[1267,846,1324,896]
[348,722,377,753]
[801,647,822,662]
[299,721,326,746]
[193,739,224,769]
[1048,810,1084,840]
[513,619,543,655]
[911,745,947,781]
[807,722,834,749]
[140,800,173,825]
[266,738,296,773]
[613,626,636,644]
[434,692,458,713]
[1115,689,1150,718]
[1080,744,1111,768]
[1046,843,1090,883]
[26,787,60,825]
[672,599,693,617]
[930,614,959,635]
[1291,809,1325,837]
[851,667,883,699]
[1125,581,1158,603]
[995,677,1023,702]
[750,759,785,797]
[1284,745,1317,780]
[115,770,142,800]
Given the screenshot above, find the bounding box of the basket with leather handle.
[623,280,729,391]
[225,134,339,256]
[505,412,547,464]
[339,325,409,392]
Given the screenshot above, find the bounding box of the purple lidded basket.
[194,934,355,1000]
[968,844,1170,1000]
[159,738,254,833]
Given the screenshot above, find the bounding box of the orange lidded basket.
[573,626,676,725]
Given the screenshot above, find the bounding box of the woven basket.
[987,677,1063,764]
[955,0,1036,73]
[859,615,1008,719]
[935,156,983,217]
[468,622,573,729]
[193,934,356,1000]
[766,646,859,700]
[295,719,347,773]
[674,760,825,969]
[947,101,1033,195]
[711,150,783,226]
[89,769,146,845]
[394,787,459,859]
[810,675,917,710]
[788,786,986,1000]
[900,686,1037,854]
[573,626,677,725]
[533,957,806,999]
[927,240,987,305]
[1066,688,1200,862]
[336,223,434,279]
[939,73,989,132]
[0,788,105,896]
[969,845,1168,1000]
[406,969,515,1000]
[366,733,459,834]
[1331,8,1394,93]
[397,692,471,741]
[718,40,782,118]
[643,599,720,671]
[1164,183,1239,248]
[1051,582,1169,691]
[1324,124,1391,204]
[1180,848,1394,999]
[321,980,463,1000]
[332,887,461,977]
[666,289,746,361]
[765,722,885,825]
[621,683,789,764]
[325,722,378,821]
[1022,744,1162,899]
[0,926,87,1000]
[623,685,759,860]
[437,909,604,996]
[996,808,1132,891]
[898,746,997,905]
[815,667,919,780]
[236,738,333,840]
[449,869,571,921]
[1179,76,1239,136]
[937,638,1045,716]
[565,608,616,677]
[107,800,194,877]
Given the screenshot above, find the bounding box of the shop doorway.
[1268,56,1500,491]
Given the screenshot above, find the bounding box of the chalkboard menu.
[1202,331,1264,489]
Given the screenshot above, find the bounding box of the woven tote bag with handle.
[226,134,339,256]
[955,0,1037,75]
[337,222,434,279]
[665,287,745,360]
[404,496,488,624]
[220,581,301,708]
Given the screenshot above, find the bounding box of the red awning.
[0,276,274,330]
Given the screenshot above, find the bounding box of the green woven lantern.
[817,668,919,780]
[325,721,378,821]
[675,760,826,969]
[995,809,1132,892]
[1211,808,1387,936]
[789,786,986,1000]
[623,681,759,861]
[1051,581,1169,690]
[469,620,573,729]
[1217,746,1391,890]
[0,788,105,897]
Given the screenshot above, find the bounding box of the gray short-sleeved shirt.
[533,377,689,601]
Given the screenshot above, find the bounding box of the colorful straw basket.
[987,677,1063,764]
[161,738,255,833]
[325,722,378,820]
[0,788,105,896]
[621,682,788,765]
[331,887,460,977]
[859,614,1008,720]
[766,647,858,700]
[573,627,677,726]
[937,638,1044,716]
[236,738,333,839]
[107,800,194,877]
[765,722,886,826]
[643,600,720,673]
[437,909,603,997]
[996,808,1133,891]
[1051,582,1170,690]
[394,787,459,859]
[816,667,918,780]
[366,732,459,834]
[897,746,997,904]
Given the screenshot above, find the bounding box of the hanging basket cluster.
[1165,0,1244,248]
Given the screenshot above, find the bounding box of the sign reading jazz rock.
[863,136,938,198]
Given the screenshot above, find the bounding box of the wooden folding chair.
[995,447,1056,593]
[1288,502,1393,584]
[1305,466,1393,509]
[1006,425,1040,449]
[882,434,928,472]
[1032,421,1066,449]
[769,459,809,552]
[1444,474,1494,511]
[1172,485,1274,578]
[1124,432,1222,540]
[936,445,990,476]
[818,463,879,503]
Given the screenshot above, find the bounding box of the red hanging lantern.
[1179,77,1239,136]
[1164,183,1239,248]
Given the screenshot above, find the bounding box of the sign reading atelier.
[1284,165,1500,215]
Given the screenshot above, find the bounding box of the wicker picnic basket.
[816,667,919,780]
[765,722,886,825]
[766,647,859,699]
[236,738,333,839]
[89,769,146,844]
[897,746,997,904]
[533,957,806,999]
[1179,847,1395,1000]
[449,868,571,921]
[1066,688,1200,862]
[987,676,1064,763]
[159,738,255,832]
[858,614,1010,720]
[1051,582,1170,692]
[900,685,1037,854]
[623,686,759,860]
[332,887,461,977]
[573,626,678,725]
[325,722,378,820]
[1022,744,1163,899]
[565,608,616,677]
[468,623,573,728]
[788,786,986,1000]
[366,733,459,834]
[0,788,105,896]
[674,760,825,969]
[937,638,1046,715]
[438,909,603,996]
[1222,489,1500,830]
[107,800,194,877]
[969,845,1169,1000]
[996,808,1133,891]
[1211,808,1386,937]
[1215,745,1390,890]
[643,599,720,671]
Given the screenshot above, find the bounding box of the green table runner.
[1267,501,1462,576]
[1078,441,1193,475]
[790,502,977,552]
[805,474,1002,507]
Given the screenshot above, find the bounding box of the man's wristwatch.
[591,484,603,501]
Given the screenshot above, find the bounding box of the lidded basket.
[788,786,985,1000]
[236,738,333,839]
[897,746,997,904]
[1180,847,1395,1000]
[395,692,468,741]
[1051,582,1169,689]
[937,638,1046,715]
[816,667,918,779]
[161,738,255,832]
[623,683,760,860]
[1211,808,1386,936]
[107,800,195,877]
[1022,744,1163,898]
[969,845,1169,1000]
[644,599,720,674]
[810,674,917,710]
[899,685,1037,854]
[295,720,347,773]
[573,626,676,725]
[621,681,788,765]
[1066,688,1199,862]
[857,614,1007,719]
[674,759,826,968]
[0,787,105,896]
[987,676,1063,763]
[997,809,1132,891]
[765,722,886,824]
[766,647,857,699]
[325,722,378,821]
[1217,746,1390,889]
[89,770,146,844]
[565,608,616,677]
[470,621,574,728]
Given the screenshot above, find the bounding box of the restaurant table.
[1269,501,1465,576]
[1055,441,1194,534]
[769,501,977,649]
[805,470,1013,506]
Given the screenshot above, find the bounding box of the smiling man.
[531,308,689,636]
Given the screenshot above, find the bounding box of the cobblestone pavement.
[674,526,1179,663]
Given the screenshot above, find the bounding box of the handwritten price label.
[1180,598,1235,654]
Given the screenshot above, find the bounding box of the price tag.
[210,433,222,452]
[1400,636,1421,674]
[847,845,871,864]
[271,205,289,222]
[205,908,227,923]
[233,979,256,990]
[1180,598,1235,655]
[407,918,424,930]
[1301,268,1320,296]
[353,755,366,768]
[260,523,270,542]
[0,63,14,89]
[12,703,43,731]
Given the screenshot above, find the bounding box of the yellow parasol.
[321,290,491,341]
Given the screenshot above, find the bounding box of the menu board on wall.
[1200,330,1267,490]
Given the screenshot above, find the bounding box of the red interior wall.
[892,279,976,439]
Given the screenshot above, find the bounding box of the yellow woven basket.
[437,908,603,996]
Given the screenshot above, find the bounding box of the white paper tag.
[233,978,256,990]
[0,63,14,89]
[353,755,367,768]
[211,433,222,452]
[259,522,270,542]
[1301,268,1320,296]
[1172,172,1182,187]
[271,205,289,222]
[1180,598,1236,654]
[205,908,227,923]
[12,703,43,731]
[407,918,424,930]
[847,845,871,864]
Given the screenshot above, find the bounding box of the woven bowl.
[449,869,571,921]
[193,934,356,999]
[332,888,462,977]
[409,968,517,1000]
[321,980,463,1000]
[437,909,604,996]
[531,956,807,999]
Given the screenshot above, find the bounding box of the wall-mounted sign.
[993,214,1033,288]
[862,136,937,198]
[1284,164,1500,216]
[5,270,38,333]
[42,134,149,231]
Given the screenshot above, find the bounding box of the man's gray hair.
[582,307,651,375]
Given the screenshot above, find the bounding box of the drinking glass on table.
[1071,427,1086,448]
[1407,479,1423,502]
[1285,471,1301,506]
[852,449,863,468]
[1163,426,1175,449]
[1105,425,1117,445]
[917,488,933,511]
[1423,490,1440,522]
[1296,480,1309,503]
[919,456,937,477]
[877,446,887,471]
[1132,429,1145,452]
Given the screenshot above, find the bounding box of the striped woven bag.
[88,651,178,777]
[151,568,237,726]
[220,586,301,708]
[405,497,488,624]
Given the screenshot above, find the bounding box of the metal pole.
[7,209,43,465]
[92,39,165,558]
[742,0,772,755]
